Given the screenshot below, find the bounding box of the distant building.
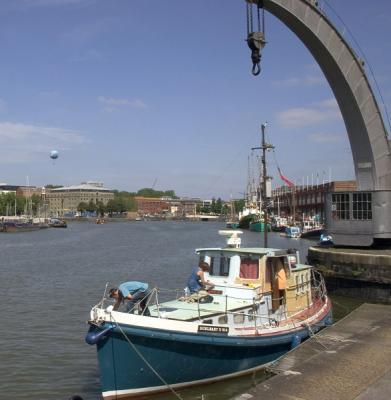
[0,184,43,197]
[46,181,114,215]
[271,180,357,221]
[135,197,170,216]
[178,198,201,216]
[135,197,201,217]
[0,184,18,195]
[16,186,44,198]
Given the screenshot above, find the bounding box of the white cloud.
[272,74,324,88]
[308,132,344,143]
[318,98,338,109]
[98,96,147,112]
[277,98,342,128]
[61,18,115,45]
[0,121,89,163]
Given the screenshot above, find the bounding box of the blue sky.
[0,0,390,199]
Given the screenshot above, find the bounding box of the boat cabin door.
[265,257,287,312]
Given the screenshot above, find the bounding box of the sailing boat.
[226,198,239,229]
[249,212,270,232]
[238,154,262,228]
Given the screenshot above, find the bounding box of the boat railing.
[94,283,326,330]
[311,269,327,301]
[94,285,286,326]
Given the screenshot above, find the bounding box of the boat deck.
[149,295,253,321]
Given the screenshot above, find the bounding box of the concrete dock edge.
[234,303,391,400]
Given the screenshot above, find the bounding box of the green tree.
[234,199,245,213]
[106,199,118,214]
[136,188,177,198]
[96,201,106,217]
[113,191,137,212]
[87,200,97,213]
[77,202,88,213]
[0,193,27,216]
[31,194,42,215]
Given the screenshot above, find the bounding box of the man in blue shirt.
[109,281,150,315]
[187,261,214,294]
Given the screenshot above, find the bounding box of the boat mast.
[252,122,274,247]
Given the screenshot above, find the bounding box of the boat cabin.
[198,246,313,318]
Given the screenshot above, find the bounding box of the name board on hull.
[198,325,229,334]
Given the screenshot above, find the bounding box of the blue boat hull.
[90,308,332,398]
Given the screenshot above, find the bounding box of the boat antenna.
[246,0,266,76]
[251,122,274,247]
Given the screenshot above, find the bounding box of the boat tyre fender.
[85,325,114,345]
[290,334,301,349]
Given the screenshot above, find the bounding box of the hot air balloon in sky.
[50,150,59,160]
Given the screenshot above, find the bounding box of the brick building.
[271,180,356,221]
[135,197,170,216]
[135,197,201,217]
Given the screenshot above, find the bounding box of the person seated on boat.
[109,281,151,316]
[186,261,215,295]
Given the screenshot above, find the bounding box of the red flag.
[278,167,294,187]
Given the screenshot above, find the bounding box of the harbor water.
[0,221,363,400]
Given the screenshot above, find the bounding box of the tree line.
[0,192,42,216]
[0,187,245,217]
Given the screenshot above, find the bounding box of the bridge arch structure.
[251,0,391,245]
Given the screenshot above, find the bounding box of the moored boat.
[300,219,324,239]
[0,218,41,232]
[86,231,332,399]
[249,219,271,232]
[285,225,301,238]
[48,218,67,228]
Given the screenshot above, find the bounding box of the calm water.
[0,221,362,400]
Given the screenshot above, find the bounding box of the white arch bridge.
[249,0,391,246]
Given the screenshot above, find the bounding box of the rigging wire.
[322,0,391,137]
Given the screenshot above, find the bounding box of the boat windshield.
[202,255,230,277]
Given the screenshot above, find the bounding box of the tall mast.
[252,122,274,247]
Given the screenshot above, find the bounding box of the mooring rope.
[109,313,185,400]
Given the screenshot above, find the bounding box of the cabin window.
[218,315,228,324]
[234,313,245,324]
[239,257,259,279]
[202,319,213,324]
[207,255,230,277]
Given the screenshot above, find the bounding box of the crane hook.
[247,31,266,76]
